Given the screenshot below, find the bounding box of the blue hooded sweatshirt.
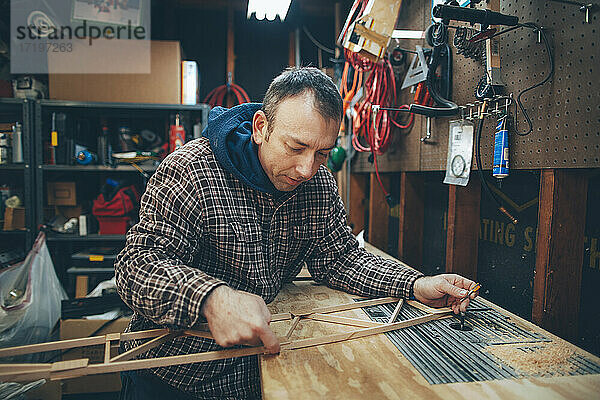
[203,103,278,194]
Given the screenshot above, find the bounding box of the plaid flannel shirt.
[115,137,423,399]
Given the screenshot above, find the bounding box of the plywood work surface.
[260,245,600,400]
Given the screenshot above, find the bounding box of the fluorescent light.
[247,0,292,22]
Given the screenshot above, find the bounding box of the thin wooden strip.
[110,331,181,363]
[0,363,51,372]
[120,329,171,341]
[0,368,52,382]
[406,300,452,314]
[3,359,89,382]
[271,312,293,322]
[0,328,171,358]
[195,312,292,331]
[293,297,398,317]
[388,299,404,323]
[0,335,108,358]
[285,316,301,339]
[51,345,272,380]
[307,313,386,328]
[104,339,112,363]
[283,312,452,351]
[104,333,121,363]
[183,330,214,340]
[50,358,89,372]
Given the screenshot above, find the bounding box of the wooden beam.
[349,173,368,234]
[445,176,481,280]
[368,173,391,251]
[397,172,424,267]
[288,30,296,67]
[75,275,88,298]
[226,0,235,107]
[335,2,342,59]
[532,169,588,343]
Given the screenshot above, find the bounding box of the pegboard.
[353,0,600,173]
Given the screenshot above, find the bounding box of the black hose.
[514,23,554,136]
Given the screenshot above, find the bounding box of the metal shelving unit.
[32,99,210,293]
[0,98,35,250]
[34,99,211,231]
[46,233,126,242]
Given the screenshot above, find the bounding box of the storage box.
[98,216,131,235]
[60,317,131,394]
[49,41,182,104]
[3,207,25,230]
[47,182,76,206]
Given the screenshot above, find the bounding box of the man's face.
[252,92,339,192]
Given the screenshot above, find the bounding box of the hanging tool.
[492,110,509,180]
[457,282,481,331]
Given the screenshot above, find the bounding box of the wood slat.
[368,172,391,251]
[445,175,481,280]
[348,173,369,234]
[532,169,588,342]
[397,172,424,267]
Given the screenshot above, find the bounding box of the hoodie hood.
[203,103,277,194]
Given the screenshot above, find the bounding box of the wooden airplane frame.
[0,298,452,383]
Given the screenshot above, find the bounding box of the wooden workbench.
[260,244,600,399]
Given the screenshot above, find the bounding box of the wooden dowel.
[195,312,292,331]
[183,330,214,340]
[388,299,404,323]
[285,316,301,339]
[51,346,272,381]
[0,335,108,358]
[307,313,386,328]
[110,332,181,363]
[283,312,452,351]
[0,363,51,373]
[406,300,452,314]
[104,339,112,364]
[293,297,398,317]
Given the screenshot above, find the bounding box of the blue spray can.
[493,114,509,178]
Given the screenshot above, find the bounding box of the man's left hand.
[412,274,478,314]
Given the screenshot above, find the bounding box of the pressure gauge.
[451,155,466,177]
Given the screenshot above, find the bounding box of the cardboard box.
[341,0,401,61]
[3,207,25,230]
[60,317,131,394]
[49,41,182,104]
[47,182,76,206]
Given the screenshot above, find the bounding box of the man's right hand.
[200,285,280,354]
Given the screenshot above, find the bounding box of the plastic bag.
[0,232,67,362]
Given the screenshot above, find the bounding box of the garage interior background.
[0,0,598,361]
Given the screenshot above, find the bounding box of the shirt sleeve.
[115,153,225,329]
[305,174,424,299]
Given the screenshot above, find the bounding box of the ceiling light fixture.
[247,0,292,21]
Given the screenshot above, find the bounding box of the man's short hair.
[262,67,343,135]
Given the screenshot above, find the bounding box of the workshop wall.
[152,0,338,103]
[352,0,600,173]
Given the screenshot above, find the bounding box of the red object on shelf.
[97,216,130,235]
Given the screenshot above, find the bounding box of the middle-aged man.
[115,67,478,399]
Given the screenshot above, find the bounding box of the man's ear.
[252,110,268,145]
